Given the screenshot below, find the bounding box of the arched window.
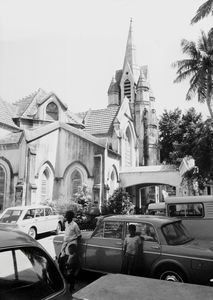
[125,127,132,167]
[124,79,131,101]
[40,169,51,202]
[109,169,116,196]
[71,170,82,197]
[0,166,5,211]
[46,102,59,121]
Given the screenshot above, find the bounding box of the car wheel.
[28,227,37,239]
[55,222,62,235]
[158,267,186,283]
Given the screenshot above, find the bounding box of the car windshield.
[162,221,193,245]
[0,209,23,223]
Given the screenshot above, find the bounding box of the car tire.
[156,265,187,283]
[28,227,37,239]
[55,222,62,235]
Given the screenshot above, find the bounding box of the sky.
[0,0,212,119]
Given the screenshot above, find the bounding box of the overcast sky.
[0,0,211,119]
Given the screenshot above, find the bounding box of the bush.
[102,188,134,215]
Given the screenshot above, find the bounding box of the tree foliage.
[102,188,134,215]
[191,0,213,24]
[159,107,213,190]
[172,29,213,119]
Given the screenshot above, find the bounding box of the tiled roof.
[13,89,47,117]
[0,131,22,144]
[83,106,119,135]
[0,98,19,130]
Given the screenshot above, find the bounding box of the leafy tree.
[172,29,213,119]
[159,108,182,163]
[193,118,213,186]
[191,0,213,24]
[159,107,213,191]
[102,188,132,215]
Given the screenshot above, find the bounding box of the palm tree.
[191,0,213,24]
[173,29,213,119]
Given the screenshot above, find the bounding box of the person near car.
[61,210,81,252]
[65,243,80,292]
[121,224,142,275]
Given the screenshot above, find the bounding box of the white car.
[0,205,64,239]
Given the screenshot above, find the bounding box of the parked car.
[0,205,64,239]
[0,225,66,300]
[54,214,213,286]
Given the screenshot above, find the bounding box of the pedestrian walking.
[121,224,142,275]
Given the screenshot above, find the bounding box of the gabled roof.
[13,88,47,117]
[82,106,119,136]
[12,88,83,127]
[0,98,20,130]
[25,121,107,149]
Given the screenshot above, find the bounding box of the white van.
[148,195,213,240]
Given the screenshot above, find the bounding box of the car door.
[84,220,124,273]
[34,208,46,234]
[21,209,36,234]
[125,222,161,276]
[44,207,57,232]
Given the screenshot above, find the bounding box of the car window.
[0,246,65,300]
[126,222,158,242]
[0,209,22,223]
[93,222,104,238]
[23,209,35,220]
[103,222,123,239]
[45,208,52,216]
[35,208,44,217]
[162,221,192,245]
[168,203,204,218]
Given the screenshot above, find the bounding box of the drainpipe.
[94,154,103,211]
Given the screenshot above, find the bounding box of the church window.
[46,102,59,121]
[40,169,50,202]
[125,127,132,167]
[71,170,82,197]
[0,166,5,211]
[124,79,131,101]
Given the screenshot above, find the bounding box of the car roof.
[165,195,213,204]
[148,203,166,209]
[3,205,51,211]
[101,214,178,225]
[0,225,40,249]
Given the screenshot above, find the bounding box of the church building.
[0,21,159,211]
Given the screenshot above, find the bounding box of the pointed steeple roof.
[137,67,149,90]
[108,76,119,95]
[123,19,140,83]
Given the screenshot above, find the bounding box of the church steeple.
[123,19,138,76]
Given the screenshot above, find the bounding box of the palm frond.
[181,39,198,58]
[186,74,200,100]
[174,68,196,83]
[191,0,213,24]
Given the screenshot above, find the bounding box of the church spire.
[123,18,137,72]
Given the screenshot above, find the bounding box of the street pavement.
[38,232,60,260]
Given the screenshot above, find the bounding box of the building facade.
[0,21,159,211]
